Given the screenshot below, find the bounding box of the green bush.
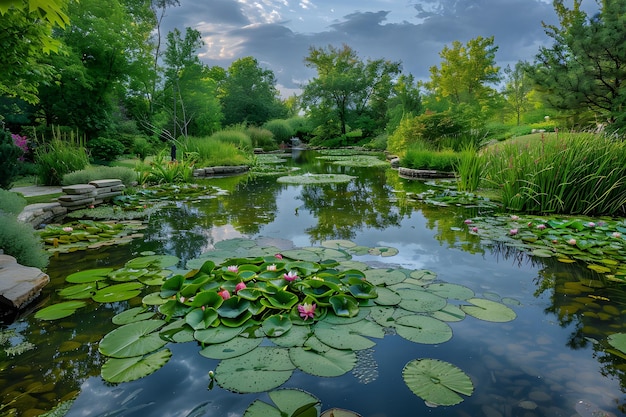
[0,129,21,189]
[247,126,277,150]
[210,129,253,150]
[263,119,294,144]
[0,189,27,215]
[132,137,153,161]
[88,137,126,162]
[182,136,251,167]
[35,139,89,185]
[364,133,388,150]
[0,213,49,269]
[286,116,313,140]
[400,145,458,171]
[62,165,136,187]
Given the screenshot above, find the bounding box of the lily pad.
[58,283,98,299]
[244,389,320,417]
[65,268,113,283]
[395,315,453,344]
[262,314,293,337]
[277,174,356,185]
[425,283,475,300]
[34,300,88,320]
[402,358,474,406]
[607,333,626,354]
[126,254,179,269]
[92,282,143,303]
[271,325,313,348]
[289,346,357,377]
[364,268,406,286]
[99,320,167,358]
[461,298,517,322]
[101,349,172,383]
[314,321,383,350]
[112,307,155,325]
[199,336,262,359]
[215,347,295,393]
[397,288,447,313]
[194,325,243,344]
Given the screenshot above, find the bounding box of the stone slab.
[62,184,96,195]
[96,191,123,200]
[58,192,97,202]
[89,179,123,188]
[58,197,95,207]
[0,255,49,309]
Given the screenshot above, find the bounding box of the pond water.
[2,150,626,417]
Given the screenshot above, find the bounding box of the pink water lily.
[218,289,230,300]
[471,227,478,233]
[587,222,596,227]
[510,215,520,221]
[275,253,283,260]
[536,224,547,230]
[227,265,239,273]
[464,219,473,224]
[297,303,316,321]
[235,282,246,293]
[267,264,277,271]
[509,228,518,236]
[568,238,577,245]
[612,232,622,238]
[284,270,298,282]
[62,226,73,232]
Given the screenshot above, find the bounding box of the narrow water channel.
[2,150,625,417]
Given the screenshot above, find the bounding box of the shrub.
[88,137,126,162]
[263,119,294,144]
[35,139,89,185]
[0,213,49,269]
[0,129,21,189]
[0,189,27,215]
[400,144,458,171]
[286,116,313,141]
[132,137,153,161]
[247,126,277,150]
[387,115,424,157]
[364,133,388,150]
[210,129,253,150]
[182,136,251,167]
[62,165,136,187]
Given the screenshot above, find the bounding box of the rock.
[0,255,49,309]
[89,179,123,188]
[62,184,96,195]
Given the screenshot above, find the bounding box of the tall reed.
[482,133,626,215]
[455,144,483,192]
[35,139,89,185]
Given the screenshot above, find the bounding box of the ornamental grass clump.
[455,144,483,192]
[182,136,251,167]
[35,139,89,185]
[482,132,626,216]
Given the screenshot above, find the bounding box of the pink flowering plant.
[11,133,29,161]
[464,214,626,278]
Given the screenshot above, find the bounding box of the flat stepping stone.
[0,255,49,309]
[62,184,96,195]
[90,179,123,188]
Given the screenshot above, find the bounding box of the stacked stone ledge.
[59,179,125,211]
[193,165,250,178]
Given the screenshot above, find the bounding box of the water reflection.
[2,150,626,416]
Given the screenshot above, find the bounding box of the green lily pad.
[92,282,143,303]
[185,307,219,330]
[199,336,262,359]
[218,297,251,318]
[263,314,293,337]
[402,358,474,406]
[244,389,320,417]
[321,240,357,249]
[99,320,167,358]
[142,291,169,305]
[58,283,98,299]
[314,321,383,350]
[607,333,626,354]
[364,268,406,286]
[289,346,357,377]
[329,294,360,317]
[112,306,155,325]
[215,347,295,393]
[277,174,356,185]
[65,268,113,283]
[368,246,399,257]
[395,315,453,344]
[397,288,447,313]
[101,349,172,383]
[461,298,517,322]
[430,304,466,322]
[34,300,88,320]
[126,254,179,269]
[194,325,243,344]
[425,283,475,300]
[372,287,402,306]
[271,325,313,348]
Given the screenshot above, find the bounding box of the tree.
[386,74,423,132]
[0,0,70,104]
[302,44,401,140]
[502,61,532,125]
[425,36,501,127]
[528,0,626,129]
[220,57,286,127]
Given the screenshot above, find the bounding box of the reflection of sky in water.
[39,158,626,416]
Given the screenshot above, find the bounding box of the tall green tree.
[386,74,423,132]
[528,0,626,129]
[502,61,532,125]
[219,57,286,127]
[302,44,401,140]
[425,36,501,127]
[0,0,70,104]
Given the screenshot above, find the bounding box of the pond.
[2,149,626,417]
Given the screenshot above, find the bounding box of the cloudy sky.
[160,0,600,97]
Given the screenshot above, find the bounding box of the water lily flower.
[587,222,596,227]
[568,238,577,245]
[227,265,239,273]
[509,228,518,236]
[267,264,277,271]
[537,224,547,230]
[284,270,298,281]
[218,289,230,300]
[527,222,533,227]
[275,253,283,260]
[471,227,478,233]
[235,282,246,293]
[464,219,473,224]
[62,226,73,232]
[510,215,520,221]
[180,296,186,303]
[297,303,316,321]
[612,232,622,238]
[88,204,95,209]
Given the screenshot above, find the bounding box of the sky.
[160,0,600,97]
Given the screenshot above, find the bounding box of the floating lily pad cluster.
[465,215,626,279]
[36,238,518,407]
[406,187,498,209]
[276,173,356,185]
[316,155,389,168]
[38,219,147,253]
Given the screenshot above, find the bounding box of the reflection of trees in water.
[298,167,405,243]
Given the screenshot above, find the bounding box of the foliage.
[0,129,22,189]
[62,165,136,187]
[182,136,252,167]
[247,126,277,150]
[302,44,401,141]
[135,149,195,185]
[87,137,126,162]
[529,0,626,130]
[363,133,388,150]
[263,120,293,144]
[131,136,153,161]
[0,190,27,216]
[0,213,49,269]
[400,147,458,172]
[386,115,424,157]
[220,57,286,126]
[482,132,626,215]
[386,74,423,133]
[286,116,313,140]
[502,61,533,126]
[35,139,89,185]
[209,129,253,151]
[454,145,483,192]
